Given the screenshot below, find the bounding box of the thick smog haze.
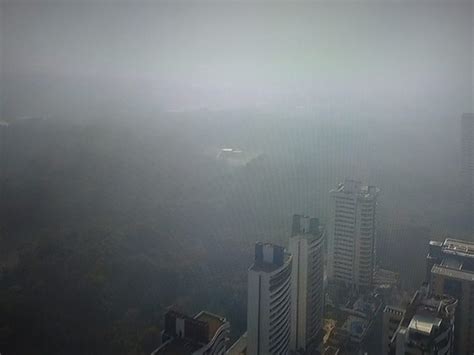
[0,1,472,355]
[1,1,472,117]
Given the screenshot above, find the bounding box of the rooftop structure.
[152,310,230,355]
[442,238,474,259]
[388,286,457,355]
[249,242,290,272]
[332,179,379,197]
[373,268,401,289]
[340,315,370,343]
[427,238,474,281]
[339,293,383,346]
[325,293,382,354]
[226,332,247,355]
[427,237,474,354]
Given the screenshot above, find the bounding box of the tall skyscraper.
[461,113,473,232]
[387,286,457,355]
[289,214,325,353]
[327,179,379,291]
[427,238,474,355]
[247,242,292,355]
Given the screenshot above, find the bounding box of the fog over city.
[0,1,472,354]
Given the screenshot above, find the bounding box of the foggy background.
[0,0,472,354]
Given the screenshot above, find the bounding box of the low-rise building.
[427,237,474,354]
[151,310,230,355]
[388,286,457,355]
[323,293,382,354]
[382,306,405,355]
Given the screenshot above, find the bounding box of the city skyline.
[0,0,472,354]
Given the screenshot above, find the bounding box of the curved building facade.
[247,243,292,355]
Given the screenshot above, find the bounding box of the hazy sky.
[0,0,472,118]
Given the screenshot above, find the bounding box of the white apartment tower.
[327,179,379,290]
[289,214,324,353]
[247,242,292,355]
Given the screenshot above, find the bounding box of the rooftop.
[398,288,456,332]
[250,242,291,273]
[194,311,226,342]
[442,238,474,259]
[441,257,462,269]
[374,268,400,288]
[432,264,474,281]
[249,253,291,273]
[226,332,247,355]
[384,305,405,315]
[153,338,202,355]
[331,179,379,198]
[389,290,456,353]
[341,315,369,341]
[152,310,229,355]
[408,314,442,336]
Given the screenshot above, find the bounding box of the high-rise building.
[247,242,292,355]
[427,238,474,355]
[388,286,457,355]
[461,113,473,232]
[151,310,230,355]
[327,179,379,291]
[289,214,325,353]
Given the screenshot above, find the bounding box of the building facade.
[427,238,474,355]
[327,179,379,291]
[247,242,292,355]
[388,286,457,355]
[289,214,325,353]
[382,306,405,355]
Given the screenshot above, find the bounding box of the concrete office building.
[247,242,292,355]
[327,179,379,291]
[289,214,325,353]
[427,238,474,355]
